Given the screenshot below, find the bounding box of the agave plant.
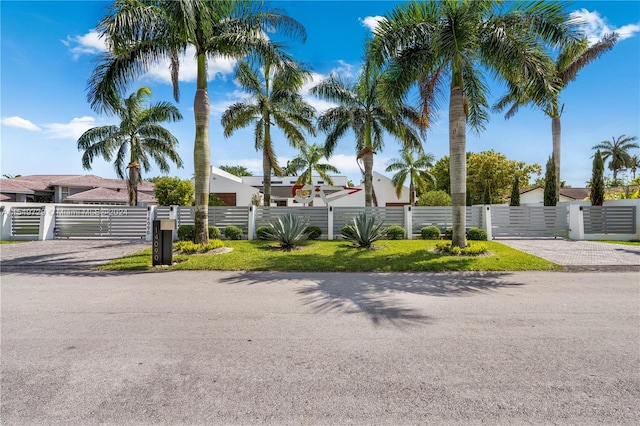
[341,213,387,249]
[265,213,310,250]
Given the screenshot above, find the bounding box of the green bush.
[386,225,405,240]
[341,213,386,249]
[256,226,271,240]
[224,226,243,240]
[174,239,224,254]
[208,226,221,239]
[177,225,195,241]
[265,213,309,250]
[445,227,453,239]
[467,227,488,241]
[305,225,322,240]
[416,190,452,206]
[421,225,441,240]
[435,241,488,256]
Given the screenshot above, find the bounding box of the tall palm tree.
[88,0,305,243]
[368,0,574,247]
[629,154,640,180]
[592,135,639,180]
[310,62,423,206]
[221,56,316,206]
[494,33,618,194]
[78,87,183,206]
[385,149,435,205]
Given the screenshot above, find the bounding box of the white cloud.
[143,46,237,84]
[43,116,96,140]
[571,9,640,45]
[64,30,107,60]
[359,16,385,32]
[1,116,41,131]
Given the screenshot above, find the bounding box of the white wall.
[209,166,260,206]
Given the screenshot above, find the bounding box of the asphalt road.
[1,270,639,425]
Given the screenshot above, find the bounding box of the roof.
[9,174,154,191]
[519,186,590,200]
[0,179,36,194]
[65,187,156,203]
[0,193,11,201]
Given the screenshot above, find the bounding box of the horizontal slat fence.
[491,206,569,238]
[411,206,483,236]
[54,206,148,239]
[333,206,404,236]
[584,205,636,234]
[256,207,329,237]
[11,206,43,237]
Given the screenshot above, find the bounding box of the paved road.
[2,270,639,425]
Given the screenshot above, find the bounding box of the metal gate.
[54,205,149,239]
[11,206,43,238]
[491,206,569,238]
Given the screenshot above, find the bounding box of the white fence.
[1,201,638,241]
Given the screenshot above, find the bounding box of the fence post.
[39,205,56,240]
[327,206,334,240]
[247,206,256,240]
[404,205,413,240]
[482,205,493,240]
[0,205,10,240]
[568,204,584,240]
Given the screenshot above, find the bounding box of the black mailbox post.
[152,219,176,266]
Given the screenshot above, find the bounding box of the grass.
[593,240,640,246]
[0,240,29,244]
[98,240,561,272]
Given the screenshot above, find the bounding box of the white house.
[519,186,590,204]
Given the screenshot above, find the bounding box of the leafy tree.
[310,62,423,206]
[369,0,573,247]
[385,149,435,205]
[495,33,618,193]
[88,0,305,243]
[510,176,520,207]
[219,165,253,177]
[590,150,605,206]
[592,135,640,180]
[286,143,340,185]
[429,156,450,193]
[222,56,316,206]
[544,156,558,206]
[153,176,193,206]
[78,87,183,206]
[416,190,452,207]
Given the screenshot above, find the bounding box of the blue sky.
[1,0,639,189]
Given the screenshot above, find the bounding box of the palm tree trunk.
[193,53,210,244]
[552,116,561,202]
[409,181,415,205]
[263,148,272,206]
[362,148,374,207]
[127,161,140,206]
[449,86,467,248]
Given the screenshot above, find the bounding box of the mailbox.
[153,219,176,266]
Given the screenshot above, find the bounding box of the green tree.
[78,87,183,206]
[285,143,340,205]
[369,0,573,247]
[222,57,316,206]
[310,62,423,206]
[153,176,194,206]
[510,176,520,207]
[629,154,640,180]
[495,33,618,193]
[416,190,452,207]
[429,156,450,193]
[544,156,558,206]
[88,0,305,243]
[385,149,435,205]
[219,165,253,177]
[590,150,605,206]
[592,135,639,180]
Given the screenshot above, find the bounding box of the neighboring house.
[0,175,156,205]
[519,186,590,204]
[208,166,410,206]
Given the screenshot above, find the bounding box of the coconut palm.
[221,56,316,206]
[385,149,435,205]
[629,154,640,180]
[310,62,423,206]
[286,143,341,186]
[368,0,574,247]
[78,87,183,206]
[495,33,618,194]
[592,135,640,180]
[88,0,305,243]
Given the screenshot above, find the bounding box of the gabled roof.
[5,174,154,192]
[65,187,156,203]
[0,179,36,194]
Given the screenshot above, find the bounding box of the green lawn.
[594,240,640,246]
[99,240,561,272]
[0,240,28,244]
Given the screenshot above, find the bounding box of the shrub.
[421,225,441,240]
[386,225,405,240]
[467,227,488,241]
[174,239,224,254]
[265,213,309,250]
[256,226,271,240]
[208,226,221,240]
[177,225,195,241]
[435,241,488,256]
[224,226,243,240]
[305,225,322,240]
[445,227,453,239]
[341,213,386,249]
[416,190,452,206]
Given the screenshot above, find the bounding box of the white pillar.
[327,206,334,240]
[169,205,179,241]
[568,204,584,240]
[482,205,493,240]
[0,204,11,240]
[247,206,256,240]
[39,204,56,240]
[404,205,413,240]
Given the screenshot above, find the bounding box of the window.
[61,186,69,200]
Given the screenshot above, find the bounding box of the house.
[208,166,410,206]
[0,174,156,205]
[518,186,590,204]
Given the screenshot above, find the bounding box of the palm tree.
[221,56,316,206]
[495,33,618,194]
[629,154,640,180]
[78,87,183,206]
[88,0,305,243]
[592,135,639,180]
[368,0,574,247]
[385,149,435,205]
[286,143,341,205]
[310,62,423,206]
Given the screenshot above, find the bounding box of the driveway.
[1,269,639,425]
